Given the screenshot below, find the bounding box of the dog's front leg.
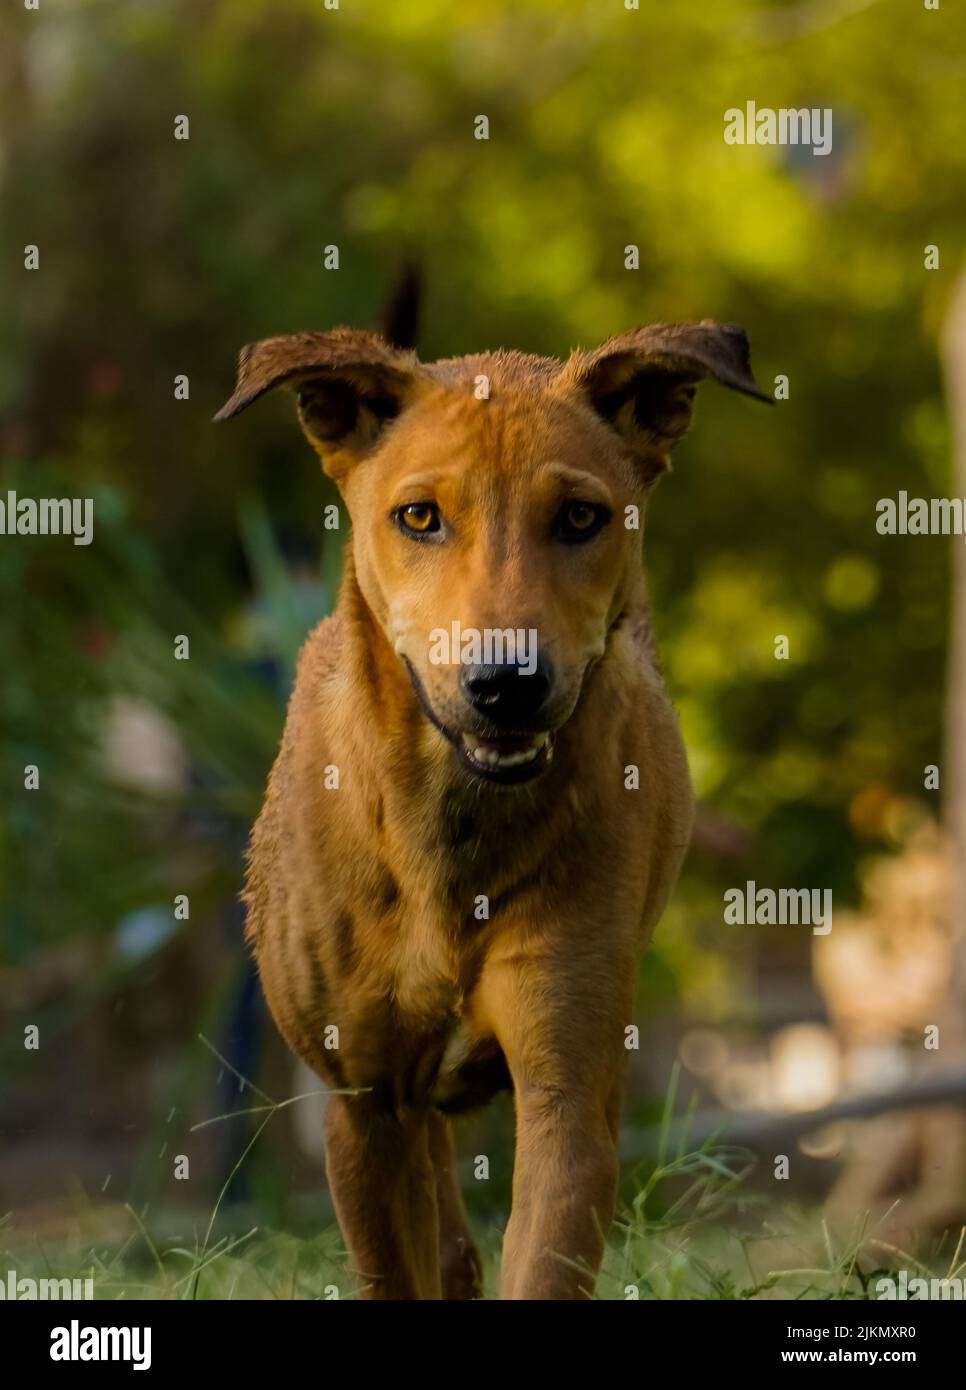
[324,1093,442,1299]
[480,946,630,1300]
[501,1084,621,1300]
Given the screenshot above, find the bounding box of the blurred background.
[2,0,966,1298]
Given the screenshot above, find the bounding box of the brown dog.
[216,321,768,1299]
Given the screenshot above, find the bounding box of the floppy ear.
[561,320,771,482]
[214,327,426,478]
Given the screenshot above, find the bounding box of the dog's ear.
[214,328,426,478]
[561,321,771,482]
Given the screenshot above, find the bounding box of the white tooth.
[462,736,549,770]
[497,746,541,769]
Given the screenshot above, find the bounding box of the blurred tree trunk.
[827,271,966,1248]
[944,266,966,1061]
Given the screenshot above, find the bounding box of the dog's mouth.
[456,730,554,784]
[401,657,557,786]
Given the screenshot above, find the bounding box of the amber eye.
[396,503,441,537]
[556,500,608,542]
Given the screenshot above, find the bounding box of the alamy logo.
[0,1268,94,1299]
[724,101,832,157]
[50,1319,151,1371]
[0,490,94,545]
[428,622,538,674]
[724,880,832,935]
[876,491,966,541]
[877,1271,964,1300]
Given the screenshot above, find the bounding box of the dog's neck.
[338,548,429,741]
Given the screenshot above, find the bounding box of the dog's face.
[217,323,768,785]
[343,383,642,782]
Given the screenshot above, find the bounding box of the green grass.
[1,1200,954,1302]
[5,1053,963,1300]
[5,1152,960,1301]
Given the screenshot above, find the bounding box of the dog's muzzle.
[403,656,556,786]
[459,657,553,727]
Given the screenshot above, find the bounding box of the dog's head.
[217,322,769,785]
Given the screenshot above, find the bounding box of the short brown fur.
[217,320,768,1299]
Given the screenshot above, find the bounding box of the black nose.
[461,658,553,726]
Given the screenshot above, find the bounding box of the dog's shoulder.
[277,615,347,745]
[242,615,344,945]
[294,614,343,689]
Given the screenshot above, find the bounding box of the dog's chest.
[369,886,514,1108]
[382,886,486,1019]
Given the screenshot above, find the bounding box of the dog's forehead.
[385,389,610,498]
[381,350,623,482]
[424,349,561,391]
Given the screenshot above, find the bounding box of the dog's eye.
[396,503,441,536]
[555,500,609,542]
